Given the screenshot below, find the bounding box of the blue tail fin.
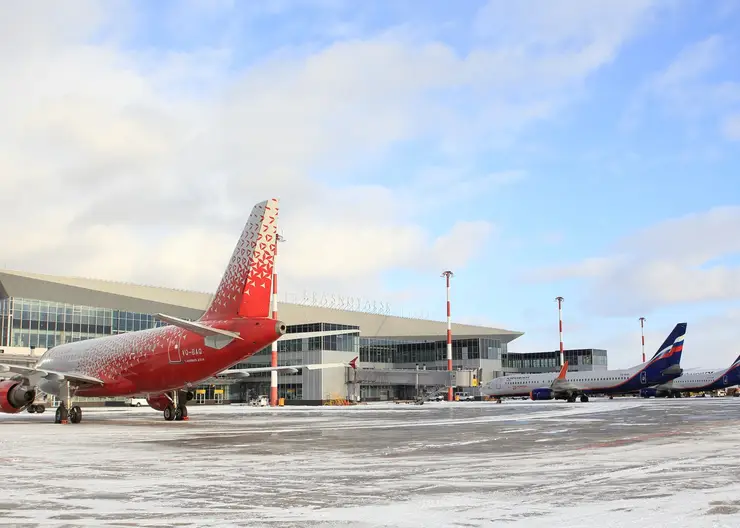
[648,322,686,363]
[642,323,686,383]
[730,353,740,370]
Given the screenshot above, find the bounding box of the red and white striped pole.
[555,296,564,367]
[639,317,646,363]
[442,270,454,402]
[270,234,284,407]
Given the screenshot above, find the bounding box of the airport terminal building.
[0,269,608,404]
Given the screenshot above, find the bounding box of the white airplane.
[639,353,740,398]
[481,323,686,403]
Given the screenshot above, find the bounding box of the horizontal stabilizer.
[0,363,104,386]
[155,313,243,340]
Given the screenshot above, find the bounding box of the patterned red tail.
[200,199,279,321]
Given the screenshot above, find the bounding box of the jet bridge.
[348,368,476,386]
[347,367,478,395]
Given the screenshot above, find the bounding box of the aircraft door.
[167,330,183,364]
[723,375,729,386]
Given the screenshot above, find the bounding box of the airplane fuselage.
[484,367,671,398]
[647,367,740,395]
[484,361,683,399]
[34,317,283,398]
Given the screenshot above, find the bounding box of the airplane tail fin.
[556,361,569,380]
[730,353,740,370]
[549,361,569,389]
[200,199,279,322]
[649,322,686,365]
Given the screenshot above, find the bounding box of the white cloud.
[722,114,740,141]
[623,34,740,135]
[523,207,740,316]
[0,1,660,300]
[474,0,660,49]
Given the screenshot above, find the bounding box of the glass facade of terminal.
[229,323,360,401]
[359,336,507,365]
[0,297,167,349]
[503,349,608,372]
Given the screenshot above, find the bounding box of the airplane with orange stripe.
[482,323,687,403]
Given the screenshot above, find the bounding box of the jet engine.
[640,387,671,398]
[146,393,171,411]
[529,388,554,401]
[146,391,193,411]
[0,380,36,414]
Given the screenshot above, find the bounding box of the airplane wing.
[0,363,104,386]
[154,314,242,340]
[216,356,358,379]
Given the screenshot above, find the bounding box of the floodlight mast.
[555,297,565,367]
[270,233,286,407]
[442,271,455,402]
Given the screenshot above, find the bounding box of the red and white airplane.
[0,198,357,424]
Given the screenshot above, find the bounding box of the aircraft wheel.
[163,404,176,421]
[69,406,82,424]
[55,405,68,424]
[580,395,589,403]
[36,404,45,414]
[175,405,188,421]
[567,396,576,403]
[27,404,37,414]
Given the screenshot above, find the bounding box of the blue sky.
[2,0,740,369]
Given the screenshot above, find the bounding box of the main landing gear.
[163,390,193,422]
[564,394,589,403]
[27,403,46,414]
[54,403,83,424]
[53,381,82,424]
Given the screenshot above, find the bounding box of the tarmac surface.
[1,397,740,527]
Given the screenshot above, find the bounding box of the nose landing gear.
[163,390,192,421]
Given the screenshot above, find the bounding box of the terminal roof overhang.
[0,269,524,343]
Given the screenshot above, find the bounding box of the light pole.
[270,233,285,407]
[555,296,564,367]
[442,270,454,402]
[639,317,646,363]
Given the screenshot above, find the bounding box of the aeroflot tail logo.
[655,335,685,361]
